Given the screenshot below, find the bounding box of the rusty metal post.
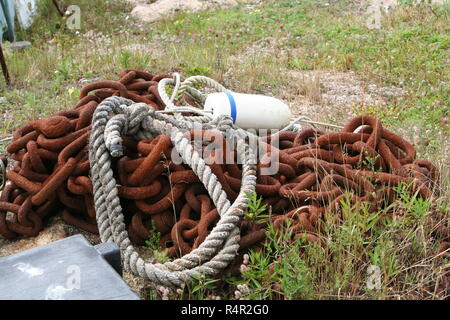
[52,0,65,17]
[0,44,10,85]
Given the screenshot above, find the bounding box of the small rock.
[9,41,32,51]
[78,77,100,85]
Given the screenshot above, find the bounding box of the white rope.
[89,96,257,287]
[0,160,6,191]
[157,73,343,135]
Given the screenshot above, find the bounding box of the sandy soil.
[128,0,257,23]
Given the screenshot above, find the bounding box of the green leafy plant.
[393,181,431,221]
[189,274,221,300]
[119,49,132,69]
[144,221,169,263]
[244,191,268,221]
[184,65,212,77]
[275,244,316,300]
[362,154,382,172]
[236,223,318,300]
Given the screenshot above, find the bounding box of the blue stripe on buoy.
[225,91,237,124]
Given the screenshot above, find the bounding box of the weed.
[296,73,322,103]
[144,221,169,263]
[184,65,212,77]
[189,274,221,300]
[244,191,268,221]
[119,49,133,69]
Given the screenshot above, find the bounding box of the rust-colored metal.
[52,0,65,17]
[0,44,10,85]
[30,116,74,138]
[0,71,443,285]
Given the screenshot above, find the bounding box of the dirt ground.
[286,70,407,122]
[128,0,257,23]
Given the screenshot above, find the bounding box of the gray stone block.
[0,234,140,300]
[9,41,32,50]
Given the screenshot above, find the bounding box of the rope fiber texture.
[89,96,257,287]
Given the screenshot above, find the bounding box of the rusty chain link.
[0,69,447,288]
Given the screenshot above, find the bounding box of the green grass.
[0,0,448,300]
[234,188,446,300]
[2,1,448,148]
[148,189,447,300]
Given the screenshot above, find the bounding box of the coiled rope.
[88,73,350,287]
[89,96,257,287]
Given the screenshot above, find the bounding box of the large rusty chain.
[0,69,447,286]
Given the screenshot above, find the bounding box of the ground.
[127,0,247,23]
[0,0,448,300]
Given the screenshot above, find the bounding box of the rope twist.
[89,96,257,287]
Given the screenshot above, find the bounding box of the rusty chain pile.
[259,116,442,243]
[226,116,448,272]
[0,69,447,287]
[0,69,173,239]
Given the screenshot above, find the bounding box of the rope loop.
[89,96,257,287]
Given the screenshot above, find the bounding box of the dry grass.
[295,73,322,104]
